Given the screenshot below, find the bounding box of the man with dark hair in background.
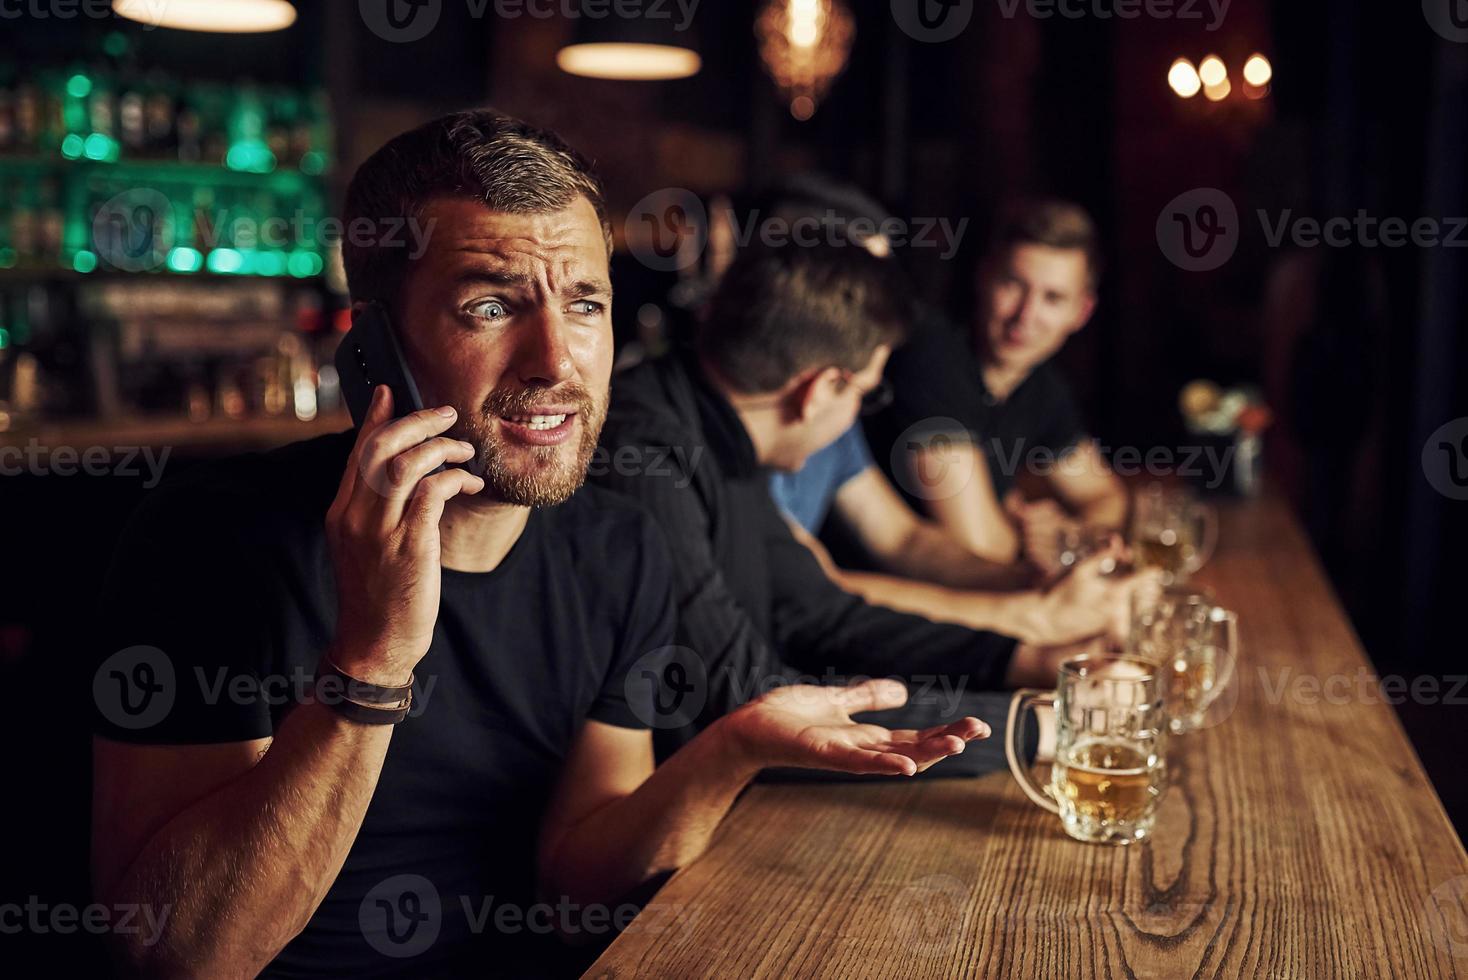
[867,199,1130,575]
[88,110,986,979]
[594,239,1094,770]
[756,178,1145,642]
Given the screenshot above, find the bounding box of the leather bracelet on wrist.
[323,693,412,726]
[317,658,414,706]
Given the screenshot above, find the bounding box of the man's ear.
[789,366,841,423]
[1068,292,1098,336]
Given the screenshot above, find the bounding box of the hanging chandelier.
[755,0,855,121]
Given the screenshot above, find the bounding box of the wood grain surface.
[585,494,1468,979]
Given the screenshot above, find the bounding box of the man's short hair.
[697,242,910,394]
[341,108,612,311]
[989,198,1103,291]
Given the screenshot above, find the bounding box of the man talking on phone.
[88,110,985,978]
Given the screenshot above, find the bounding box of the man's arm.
[1045,440,1129,527]
[904,439,1023,564]
[831,466,1032,590]
[786,519,1141,648]
[538,680,986,916]
[761,499,1069,688]
[92,709,393,977]
[92,387,483,976]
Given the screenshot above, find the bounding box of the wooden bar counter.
[586,494,1468,979]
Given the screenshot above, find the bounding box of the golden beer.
[1052,738,1164,835]
[1007,654,1169,845]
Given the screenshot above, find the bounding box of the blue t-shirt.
[768,423,875,533]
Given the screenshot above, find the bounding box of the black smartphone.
[334,301,431,427]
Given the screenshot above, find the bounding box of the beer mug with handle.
[1130,587,1239,734]
[1129,483,1217,584]
[1006,654,1169,845]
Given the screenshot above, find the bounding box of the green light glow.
[103,32,129,58]
[167,247,203,273]
[73,250,98,274]
[226,141,277,174]
[83,133,120,162]
[0,248,17,269]
[287,250,322,278]
[66,74,93,99]
[299,151,326,175]
[0,328,10,350]
[61,134,85,159]
[254,251,286,276]
[206,248,244,274]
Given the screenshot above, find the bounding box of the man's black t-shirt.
[91,431,674,978]
[865,312,1087,506]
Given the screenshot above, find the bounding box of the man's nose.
[1012,288,1040,326]
[510,309,575,385]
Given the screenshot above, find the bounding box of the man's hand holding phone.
[325,385,484,687]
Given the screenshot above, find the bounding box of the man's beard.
[456,382,605,508]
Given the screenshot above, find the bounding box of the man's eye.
[469,300,509,321]
[569,300,604,316]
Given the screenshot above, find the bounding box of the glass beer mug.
[1130,588,1239,734]
[1129,483,1217,584]
[1005,654,1168,845]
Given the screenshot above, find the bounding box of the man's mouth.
[508,413,568,431]
[496,407,579,446]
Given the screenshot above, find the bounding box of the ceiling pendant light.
[756,0,855,121]
[557,16,701,81]
[113,0,298,33]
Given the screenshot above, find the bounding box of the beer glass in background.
[1006,654,1168,845]
[1130,587,1239,734]
[1129,483,1217,584]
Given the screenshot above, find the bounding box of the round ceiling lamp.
[113,0,297,33]
[557,16,701,81]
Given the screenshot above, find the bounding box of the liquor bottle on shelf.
[144,73,176,159]
[14,80,40,154]
[0,84,14,152]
